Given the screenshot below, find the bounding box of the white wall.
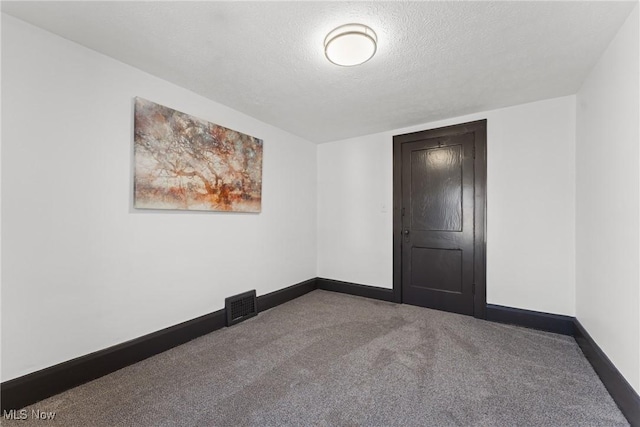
[1,15,317,382]
[316,133,393,288]
[576,5,639,393]
[318,96,576,316]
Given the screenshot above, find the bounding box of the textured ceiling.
[2,1,636,143]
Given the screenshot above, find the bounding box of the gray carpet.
[2,290,627,426]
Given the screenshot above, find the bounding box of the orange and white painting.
[134,98,263,212]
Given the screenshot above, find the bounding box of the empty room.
[1,1,639,426]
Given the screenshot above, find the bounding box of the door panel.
[400,131,476,316]
[410,247,462,293]
[410,145,462,231]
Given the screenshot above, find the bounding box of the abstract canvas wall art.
[134,98,263,212]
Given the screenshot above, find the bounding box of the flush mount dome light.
[324,23,377,67]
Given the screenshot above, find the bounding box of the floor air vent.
[225,290,258,326]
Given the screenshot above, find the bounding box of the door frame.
[392,119,487,319]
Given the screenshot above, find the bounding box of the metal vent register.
[225,290,257,326]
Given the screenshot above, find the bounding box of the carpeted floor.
[2,290,628,426]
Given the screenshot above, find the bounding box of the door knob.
[403,229,410,235]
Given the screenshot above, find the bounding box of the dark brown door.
[393,120,486,318]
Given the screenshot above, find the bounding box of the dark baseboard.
[574,320,640,426]
[486,305,639,426]
[1,278,317,412]
[486,304,575,336]
[5,277,638,427]
[257,278,317,313]
[316,278,395,302]
[0,308,226,412]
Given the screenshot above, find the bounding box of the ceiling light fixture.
[324,23,377,67]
